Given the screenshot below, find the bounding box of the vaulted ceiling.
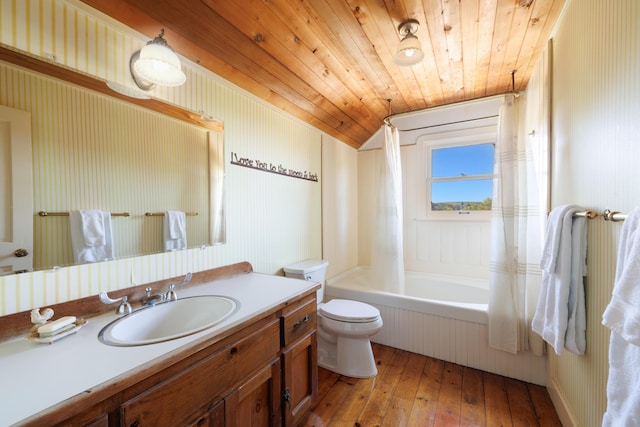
[81,0,565,148]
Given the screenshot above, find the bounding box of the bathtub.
[325,267,546,385]
[327,269,488,324]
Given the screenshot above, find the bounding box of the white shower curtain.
[488,93,547,354]
[371,124,405,293]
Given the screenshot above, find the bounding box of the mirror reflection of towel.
[164,211,187,251]
[69,210,114,263]
[80,210,105,246]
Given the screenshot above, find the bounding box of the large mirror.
[0,46,225,273]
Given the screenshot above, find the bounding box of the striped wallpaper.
[0,0,325,315]
[546,0,640,425]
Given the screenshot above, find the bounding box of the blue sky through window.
[431,143,494,203]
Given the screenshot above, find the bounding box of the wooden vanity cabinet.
[118,293,318,427]
[34,290,318,427]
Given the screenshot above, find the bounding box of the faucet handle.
[180,272,193,286]
[165,284,178,301]
[99,291,132,315]
[164,272,192,301]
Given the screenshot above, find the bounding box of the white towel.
[602,207,640,426]
[163,210,187,251]
[565,213,588,354]
[531,205,587,355]
[69,210,114,263]
[539,204,580,273]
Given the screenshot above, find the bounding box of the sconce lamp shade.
[130,29,186,90]
[393,19,424,67]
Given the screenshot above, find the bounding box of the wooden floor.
[303,343,562,427]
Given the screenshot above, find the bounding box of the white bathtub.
[326,269,488,324]
[325,267,546,385]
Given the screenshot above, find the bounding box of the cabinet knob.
[230,346,238,356]
[294,314,309,328]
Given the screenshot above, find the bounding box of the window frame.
[417,126,496,221]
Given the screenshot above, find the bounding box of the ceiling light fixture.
[130,29,186,91]
[393,19,424,67]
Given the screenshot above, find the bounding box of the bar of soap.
[37,316,77,334]
[39,323,76,338]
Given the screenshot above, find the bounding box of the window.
[425,136,495,219]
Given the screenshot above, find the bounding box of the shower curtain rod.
[382,113,499,133]
[573,209,627,222]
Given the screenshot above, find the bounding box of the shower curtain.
[488,93,547,354]
[371,124,405,293]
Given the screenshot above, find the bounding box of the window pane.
[432,143,494,178]
[431,179,493,211]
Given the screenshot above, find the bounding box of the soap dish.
[25,318,88,345]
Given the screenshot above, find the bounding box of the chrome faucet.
[142,288,167,306]
[143,272,193,306]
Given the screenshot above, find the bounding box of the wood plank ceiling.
[81,0,565,149]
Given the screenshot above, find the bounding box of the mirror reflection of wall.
[0,60,225,271]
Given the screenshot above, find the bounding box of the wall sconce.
[130,29,186,91]
[393,19,424,67]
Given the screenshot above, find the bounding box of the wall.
[0,0,331,315]
[546,0,640,425]
[321,134,359,280]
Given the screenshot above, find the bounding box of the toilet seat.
[319,299,380,323]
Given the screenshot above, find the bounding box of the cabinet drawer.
[121,319,280,427]
[282,297,316,347]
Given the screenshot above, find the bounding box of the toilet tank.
[283,260,329,303]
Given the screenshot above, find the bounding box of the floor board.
[303,343,562,427]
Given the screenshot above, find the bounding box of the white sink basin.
[98,295,239,346]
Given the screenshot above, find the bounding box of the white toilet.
[283,260,383,378]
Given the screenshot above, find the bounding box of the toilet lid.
[319,299,380,323]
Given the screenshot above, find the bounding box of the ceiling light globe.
[134,43,186,87]
[393,33,424,66]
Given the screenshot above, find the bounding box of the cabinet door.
[282,332,318,427]
[186,400,224,427]
[225,359,281,427]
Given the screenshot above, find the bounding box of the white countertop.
[0,272,318,426]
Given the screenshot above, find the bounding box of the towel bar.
[38,211,130,217]
[144,212,198,217]
[571,209,627,222]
